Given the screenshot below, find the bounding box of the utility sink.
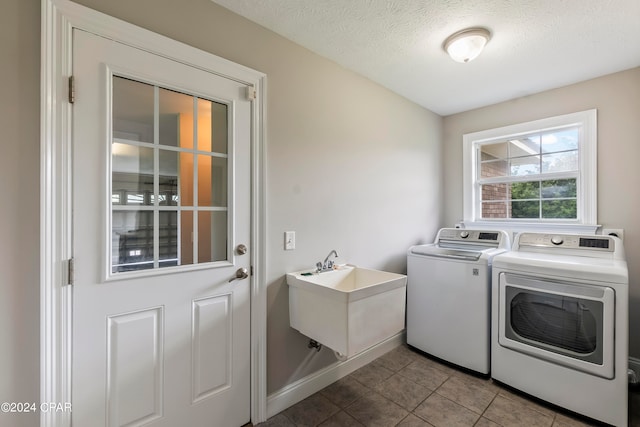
[286,265,407,359]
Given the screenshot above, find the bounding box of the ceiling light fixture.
[443,27,491,63]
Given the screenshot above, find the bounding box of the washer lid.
[410,245,483,261]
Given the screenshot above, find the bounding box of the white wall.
[0,1,40,426]
[442,67,640,358]
[68,0,444,396]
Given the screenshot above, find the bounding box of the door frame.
[40,1,267,425]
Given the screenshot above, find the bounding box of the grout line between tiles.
[474,390,501,427]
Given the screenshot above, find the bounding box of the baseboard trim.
[266,332,404,420]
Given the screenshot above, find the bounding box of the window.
[110,76,230,274]
[463,110,597,231]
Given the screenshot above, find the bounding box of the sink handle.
[317,249,339,272]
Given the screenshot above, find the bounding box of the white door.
[72,29,251,426]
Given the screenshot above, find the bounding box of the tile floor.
[256,345,640,427]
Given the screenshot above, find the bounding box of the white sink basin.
[287,265,407,358]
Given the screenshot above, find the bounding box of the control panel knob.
[459,231,470,239]
[551,236,564,246]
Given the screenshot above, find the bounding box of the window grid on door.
[111,76,230,274]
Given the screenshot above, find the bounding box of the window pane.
[480,142,508,160]
[198,211,228,263]
[541,179,577,198]
[510,181,539,200]
[511,200,539,218]
[112,210,154,273]
[481,201,507,219]
[542,200,577,219]
[197,99,228,154]
[112,77,154,143]
[159,88,193,147]
[480,160,508,178]
[509,136,540,157]
[180,152,194,206]
[481,183,507,201]
[197,155,228,207]
[112,144,154,206]
[542,151,578,173]
[113,143,154,174]
[510,155,540,176]
[541,128,579,153]
[211,102,228,154]
[159,211,178,268]
[180,211,194,266]
[158,149,179,206]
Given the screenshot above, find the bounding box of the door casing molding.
[40,1,267,425]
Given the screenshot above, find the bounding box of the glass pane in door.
[197,155,227,207]
[112,77,154,143]
[158,150,179,206]
[198,211,227,263]
[510,291,599,353]
[196,98,228,154]
[112,210,154,273]
[110,75,231,274]
[159,211,178,267]
[159,88,192,147]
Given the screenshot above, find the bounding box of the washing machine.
[407,228,510,374]
[491,232,628,426]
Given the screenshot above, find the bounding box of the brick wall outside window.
[480,157,509,219]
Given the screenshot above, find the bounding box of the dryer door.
[498,273,615,379]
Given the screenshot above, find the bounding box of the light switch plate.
[284,231,295,250]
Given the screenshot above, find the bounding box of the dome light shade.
[443,28,491,63]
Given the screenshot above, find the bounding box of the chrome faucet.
[316,249,339,272]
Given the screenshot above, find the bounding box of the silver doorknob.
[236,244,248,255]
[229,267,249,282]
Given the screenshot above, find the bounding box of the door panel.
[107,307,164,426]
[72,29,250,426]
[192,295,231,402]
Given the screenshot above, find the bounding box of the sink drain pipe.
[308,339,322,352]
[307,339,349,361]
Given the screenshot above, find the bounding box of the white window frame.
[462,109,598,234]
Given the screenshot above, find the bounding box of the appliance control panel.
[518,233,614,252]
[438,228,501,243]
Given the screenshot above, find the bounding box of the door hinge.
[68,76,75,104]
[245,86,256,101]
[67,258,75,285]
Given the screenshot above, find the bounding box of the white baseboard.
[265,332,404,420]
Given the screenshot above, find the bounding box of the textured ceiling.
[210,0,640,116]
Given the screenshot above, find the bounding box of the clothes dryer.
[491,232,628,426]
